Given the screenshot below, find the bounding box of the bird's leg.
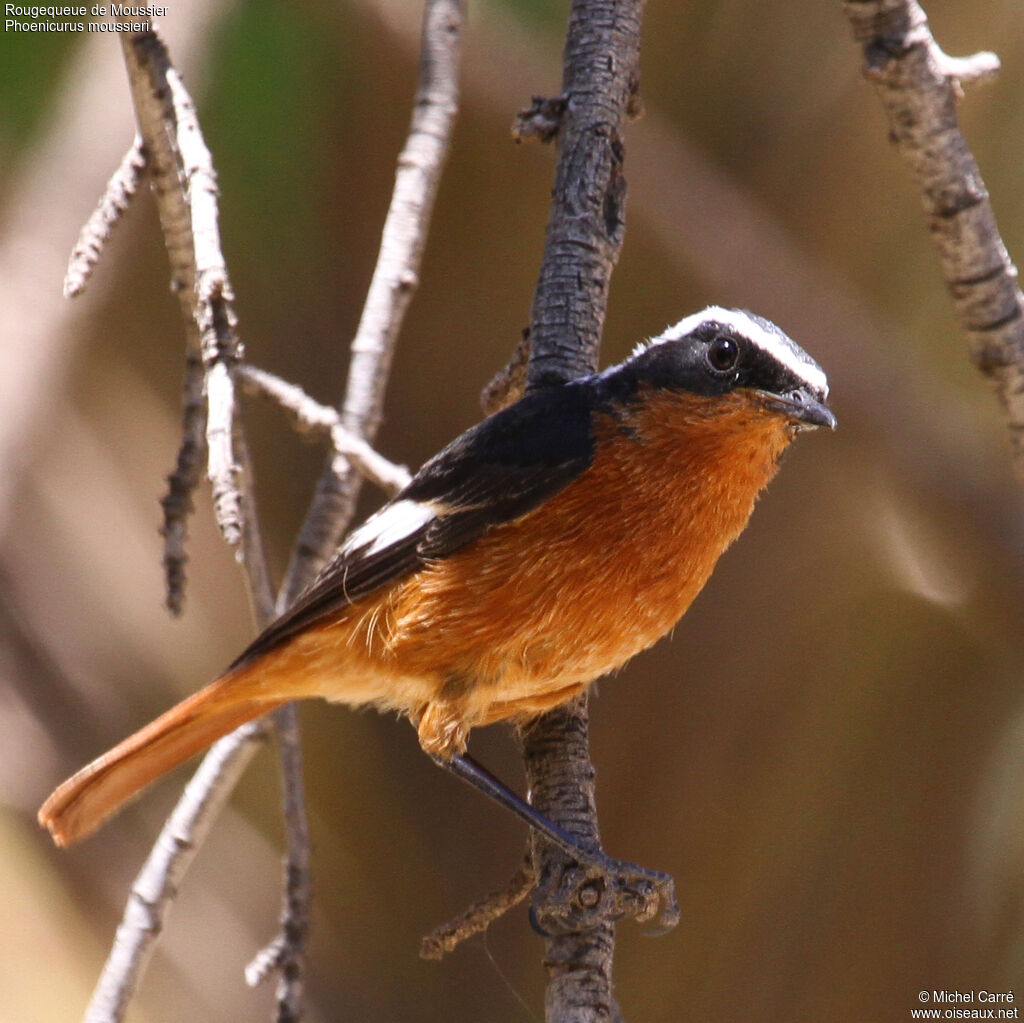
[435,752,679,933]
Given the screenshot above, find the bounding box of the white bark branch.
[280,0,464,602]
[238,364,412,495]
[64,135,146,299]
[843,0,1024,471]
[83,722,270,1023]
[81,29,278,1023]
[163,64,247,550]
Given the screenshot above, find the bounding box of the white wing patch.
[636,305,829,397]
[342,499,440,556]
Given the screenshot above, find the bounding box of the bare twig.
[160,350,205,615]
[64,135,146,299]
[420,856,536,960]
[481,327,531,414]
[238,364,412,494]
[843,0,1024,470]
[244,702,310,1023]
[238,363,343,434]
[83,721,272,1023]
[280,0,464,600]
[517,2,646,1019]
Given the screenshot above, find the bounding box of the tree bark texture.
[521,701,619,1023]
[525,0,644,391]
[521,2,646,1021]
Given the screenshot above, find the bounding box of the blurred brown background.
[3,1,1024,1020]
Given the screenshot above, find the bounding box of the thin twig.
[244,702,310,1023]
[238,363,341,433]
[481,327,531,414]
[160,350,205,615]
[842,0,1024,471]
[420,857,536,960]
[64,135,146,298]
[238,364,412,495]
[113,32,209,613]
[83,721,272,1023]
[279,0,464,601]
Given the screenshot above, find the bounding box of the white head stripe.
[637,306,828,396]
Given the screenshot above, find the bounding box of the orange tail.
[38,671,285,847]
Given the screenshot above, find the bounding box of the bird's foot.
[531,848,679,935]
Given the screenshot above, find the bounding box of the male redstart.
[39,307,835,852]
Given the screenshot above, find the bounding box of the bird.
[38,307,835,850]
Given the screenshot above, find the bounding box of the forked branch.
[843,0,1024,470]
[79,30,277,1023]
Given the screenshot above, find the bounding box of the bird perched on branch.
[39,307,835,850]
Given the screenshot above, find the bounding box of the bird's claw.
[530,851,679,936]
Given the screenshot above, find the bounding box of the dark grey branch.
[524,0,644,391]
[518,2,647,1021]
[420,855,536,960]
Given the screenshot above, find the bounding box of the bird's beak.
[756,388,837,431]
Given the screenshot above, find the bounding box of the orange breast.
[380,388,795,732]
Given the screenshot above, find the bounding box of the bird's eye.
[707,334,739,373]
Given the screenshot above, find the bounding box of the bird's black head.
[612,307,836,430]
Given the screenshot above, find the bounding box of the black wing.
[230,379,600,670]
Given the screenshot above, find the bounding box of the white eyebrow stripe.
[641,305,829,396]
